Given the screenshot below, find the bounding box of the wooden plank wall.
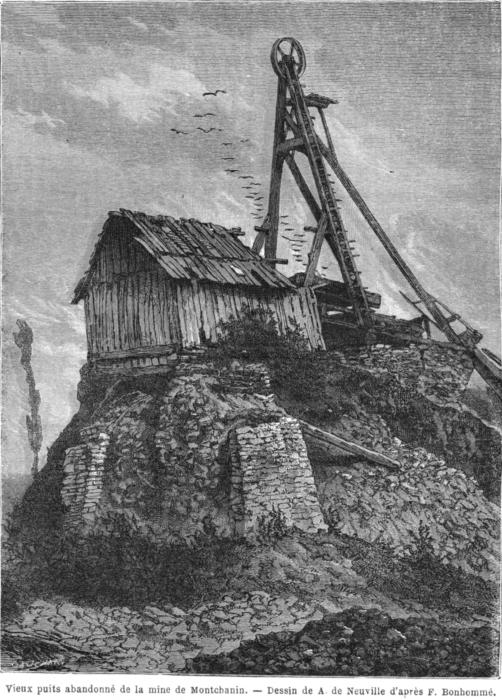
[85,222,325,357]
[175,280,325,351]
[86,227,181,355]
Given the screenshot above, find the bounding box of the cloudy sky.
[2,1,500,475]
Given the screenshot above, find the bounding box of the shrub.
[410,522,436,564]
[1,571,23,620]
[255,506,290,544]
[1,513,252,611]
[211,306,324,401]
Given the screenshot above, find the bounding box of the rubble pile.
[317,443,499,578]
[329,407,394,452]
[339,343,474,407]
[190,607,497,677]
[317,352,501,500]
[2,593,329,673]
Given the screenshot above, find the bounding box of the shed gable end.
[83,219,181,358]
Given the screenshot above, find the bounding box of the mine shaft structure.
[253,37,502,399]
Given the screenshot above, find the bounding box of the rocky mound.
[3,530,497,674]
[6,339,499,676]
[317,446,499,579]
[189,607,498,677]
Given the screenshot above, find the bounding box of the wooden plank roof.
[72,209,294,303]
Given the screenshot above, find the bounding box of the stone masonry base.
[229,416,327,537]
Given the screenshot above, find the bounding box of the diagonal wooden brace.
[303,213,328,286]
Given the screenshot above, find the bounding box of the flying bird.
[197,126,222,133]
[250,182,261,186]
[254,196,264,201]
[221,157,235,160]
[193,112,216,117]
[242,186,254,190]
[203,89,227,96]
[240,138,250,143]
[171,128,189,135]
[238,175,253,180]
[222,142,233,146]
[224,169,239,173]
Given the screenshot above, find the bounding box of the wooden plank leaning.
[299,420,400,470]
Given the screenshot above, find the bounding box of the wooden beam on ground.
[299,420,401,470]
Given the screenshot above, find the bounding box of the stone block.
[229,417,327,538]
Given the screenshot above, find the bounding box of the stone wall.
[88,352,178,375]
[339,342,474,406]
[81,350,272,394]
[229,417,327,537]
[61,426,110,530]
[176,354,272,395]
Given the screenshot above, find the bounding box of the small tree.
[13,319,42,477]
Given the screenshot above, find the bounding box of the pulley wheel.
[271,37,306,78]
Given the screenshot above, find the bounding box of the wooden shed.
[73,209,325,367]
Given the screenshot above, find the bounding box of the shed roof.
[73,209,294,303]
